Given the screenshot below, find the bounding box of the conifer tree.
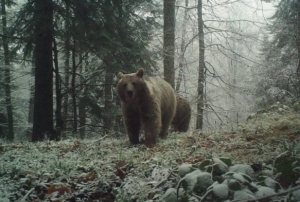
[256,0,300,107]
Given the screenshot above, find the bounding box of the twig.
[200,189,213,202]
[170,169,181,180]
[154,169,172,189]
[82,135,108,150]
[18,188,34,202]
[92,135,108,144]
[233,186,300,202]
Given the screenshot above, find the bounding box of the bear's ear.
[117,72,124,79]
[136,68,144,78]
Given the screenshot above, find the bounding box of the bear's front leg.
[125,118,141,144]
[142,116,161,147]
[122,105,141,144]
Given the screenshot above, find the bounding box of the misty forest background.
[0,0,298,142]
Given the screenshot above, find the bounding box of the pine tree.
[11,0,158,137]
[256,0,300,107]
[1,0,14,140]
[32,0,56,141]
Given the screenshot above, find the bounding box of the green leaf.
[264,177,279,190]
[292,189,300,201]
[180,170,213,193]
[212,184,229,200]
[212,158,229,175]
[181,170,202,193]
[162,188,177,202]
[240,173,253,183]
[233,189,256,200]
[274,151,298,184]
[219,157,232,167]
[232,173,249,184]
[249,182,259,192]
[164,188,187,202]
[254,186,276,199]
[196,172,214,191]
[228,179,242,191]
[229,164,254,178]
[224,171,235,177]
[199,159,211,171]
[207,181,219,191]
[257,175,268,184]
[178,164,193,178]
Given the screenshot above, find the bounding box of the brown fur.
[172,94,191,132]
[116,68,176,147]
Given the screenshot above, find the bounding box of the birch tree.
[196,0,205,130]
[175,0,189,92]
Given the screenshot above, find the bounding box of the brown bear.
[116,68,176,147]
[172,94,191,132]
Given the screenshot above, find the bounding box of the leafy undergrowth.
[1,107,300,201]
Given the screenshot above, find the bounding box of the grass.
[0,109,300,201]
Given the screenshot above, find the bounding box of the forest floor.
[1,107,300,201]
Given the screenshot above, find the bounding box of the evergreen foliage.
[256,0,300,109]
[6,0,159,138]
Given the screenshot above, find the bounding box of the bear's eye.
[132,82,136,86]
[123,83,127,87]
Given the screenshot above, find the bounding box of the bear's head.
[117,68,146,103]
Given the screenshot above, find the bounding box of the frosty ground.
[1,109,300,201]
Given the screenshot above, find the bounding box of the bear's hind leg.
[177,116,190,132]
[159,92,176,138]
[159,114,173,138]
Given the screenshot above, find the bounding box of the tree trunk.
[230,55,237,124]
[0,112,7,139]
[1,0,14,140]
[63,0,70,129]
[78,89,86,138]
[32,0,56,141]
[53,38,62,139]
[103,68,114,132]
[27,59,35,141]
[196,0,205,130]
[175,0,189,92]
[28,60,34,124]
[71,43,77,133]
[163,0,176,88]
[78,53,86,138]
[296,0,300,97]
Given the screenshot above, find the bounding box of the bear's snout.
[127,90,133,98]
